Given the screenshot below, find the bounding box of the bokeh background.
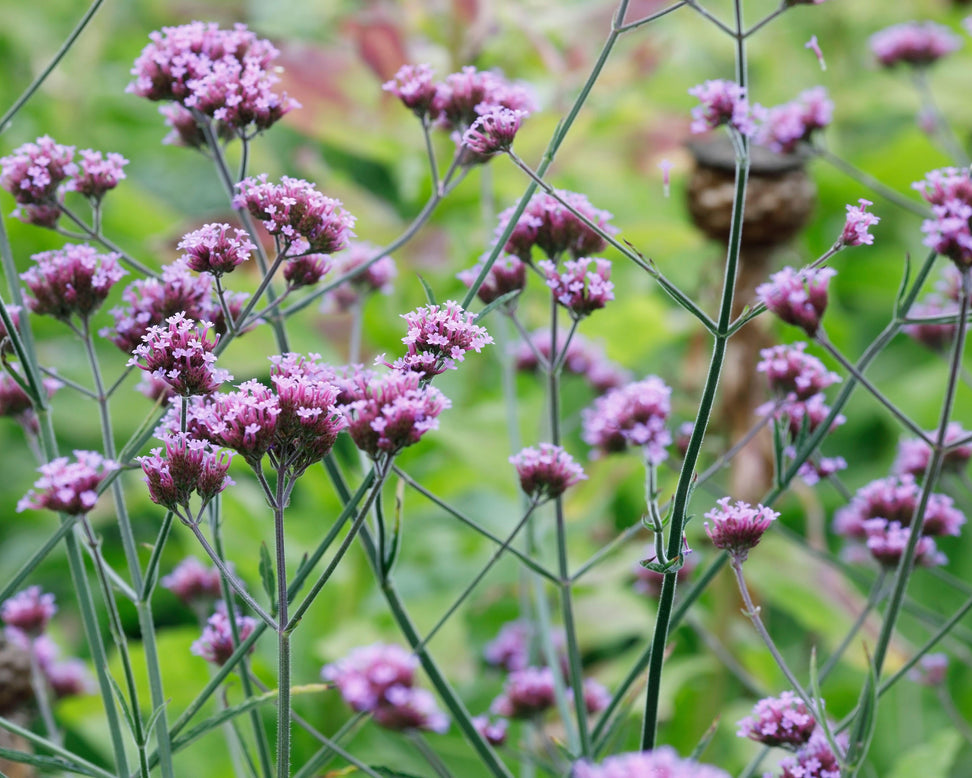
[1,0,971,775]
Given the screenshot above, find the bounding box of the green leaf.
[844,646,879,774]
[475,289,521,321]
[258,541,277,614]
[0,748,106,778]
[105,670,138,741]
[417,274,436,306]
[687,715,720,762]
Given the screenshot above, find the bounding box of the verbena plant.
[0,1,970,777]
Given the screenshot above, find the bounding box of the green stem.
[274,469,291,778]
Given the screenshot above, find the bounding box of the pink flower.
[688,80,757,136]
[914,167,972,267]
[21,244,126,322]
[514,329,629,392]
[757,342,840,401]
[0,136,77,204]
[756,266,837,335]
[160,557,224,605]
[473,715,508,746]
[392,301,493,377]
[903,296,962,351]
[839,198,880,247]
[18,450,118,515]
[383,64,438,116]
[193,379,280,466]
[894,422,972,477]
[496,190,616,262]
[538,257,614,318]
[737,691,816,748]
[138,433,234,511]
[805,35,827,71]
[191,609,256,665]
[490,666,557,718]
[510,444,586,501]
[871,22,961,68]
[704,497,778,562]
[431,66,535,132]
[283,254,331,289]
[462,108,526,156]
[573,747,730,778]
[68,149,128,201]
[483,620,566,674]
[864,519,946,568]
[2,586,56,637]
[178,223,255,276]
[778,731,843,778]
[321,242,396,312]
[581,376,672,463]
[755,87,833,153]
[457,254,527,306]
[130,313,230,396]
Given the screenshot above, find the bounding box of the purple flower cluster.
[839,199,880,247]
[67,149,129,201]
[160,557,224,606]
[871,21,962,68]
[463,108,527,156]
[336,368,450,458]
[21,244,126,323]
[688,80,757,136]
[30,635,93,698]
[473,715,508,746]
[322,643,448,733]
[457,254,527,306]
[234,175,355,256]
[178,223,255,277]
[737,691,816,748]
[757,343,840,402]
[514,330,630,392]
[894,422,971,477]
[18,451,118,515]
[581,376,672,463]
[778,731,843,778]
[755,87,833,153]
[704,497,778,563]
[914,167,972,267]
[321,242,397,311]
[382,64,437,116]
[834,474,965,567]
[128,22,299,137]
[490,666,557,718]
[538,257,615,318]
[909,652,949,687]
[138,433,234,512]
[0,370,61,432]
[496,190,616,262]
[283,254,331,289]
[130,313,230,396]
[483,620,566,673]
[392,301,493,377]
[191,608,256,665]
[2,586,57,638]
[509,443,587,501]
[756,266,837,335]
[573,747,730,778]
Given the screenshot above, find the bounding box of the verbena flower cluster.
[21,244,126,323]
[914,167,972,267]
[573,747,730,778]
[737,691,817,748]
[130,313,230,396]
[513,329,630,392]
[160,557,224,606]
[321,242,397,311]
[509,443,586,501]
[756,266,837,335]
[138,433,234,513]
[894,422,972,477]
[581,376,673,462]
[755,87,833,153]
[496,190,616,262]
[191,608,256,665]
[704,497,778,563]
[17,451,117,515]
[870,21,962,68]
[392,300,493,377]
[689,79,756,136]
[178,223,255,276]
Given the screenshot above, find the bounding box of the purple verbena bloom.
[496,190,616,262]
[688,80,757,136]
[102,259,216,353]
[393,301,492,377]
[755,87,833,153]
[756,266,837,336]
[903,296,962,351]
[130,313,229,396]
[0,136,77,204]
[634,546,698,597]
[336,368,450,458]
[737,691,816,748]
[894,422,972,477]
[581,376,672,463]
[510,444,586,502]
[908,653,948,686]
[573,747,730,778]
[160,557,224,606]
[1,586,56,638]
[383,64,438,116]
[234,175,355,256]
[490,666,557,719]
[14,202,62,229]
[138,433,234,511]
[833,474,965,540]
[473,715,508,746]
[704,497,778,563]
[21,244,126,322]
[321,242,397,312]
[283,254,331,289]
[159,104,216,148]
[457,254,527,306]
[757,343,840,402]
[191,609,256,665]
[193,379,280,466]
[18,450,118,515]
[68,150,129,201]
[30,635,94,698]
[778,731,843,778]
[431,66,535,132]
[871,21,962,68]
[178,223,255,276]
[539,257,614,318]
[483,620,566,674]
[795,454,848,486]
[914,167,972,267]
[514,329,629,392]
[463,108,526,156]
[372,686,450,733]
[571,677,611,715]
[865,519,946,568]
[0,369,60,429]
[839,198,880,247]
[322,643,417,712]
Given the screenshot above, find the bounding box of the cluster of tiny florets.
[509,443,587,502]
[21,244,126,323]
[17,451,118,515]
[777,731,843,778]
[160,557,225,606]
[496,190,617,262]
[482,620,566,674]
[130,313,229,396]
[839,199,880,247]
[514,329,630,392]
[737,691,817,748]
[283,254,331,289]
[581,376,673,463]
[689,80,757,136]
[392,301,493,377]
[68,149,129,201]
[128,21,299,137]
[756,266,837,335]
[138,433,234,512]
[321,242,397,312]
[894,422,972,477]
[2,586,57,638]
[538,257,615,318]
[234,175,356,256]
[458,254,527,306]
[191,608,256,665]
[322,643,448,733]
[914,167,972,267]
[430,65,536,131]
[462,108,527,156]
[178,223,255,276]
[704,497,778,563]
[573,747,730,778]
[755,87,833,153]
[758,343,840,402]
[870,21,962,68]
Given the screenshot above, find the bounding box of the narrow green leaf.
[417,274,436,306]
[258,541,277,614]
[844,646,879,773]
[106,671,138,740]
[0,748,104,778]
[144,700,169,743]
[687,716,720,762]
[475,289,520,321]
